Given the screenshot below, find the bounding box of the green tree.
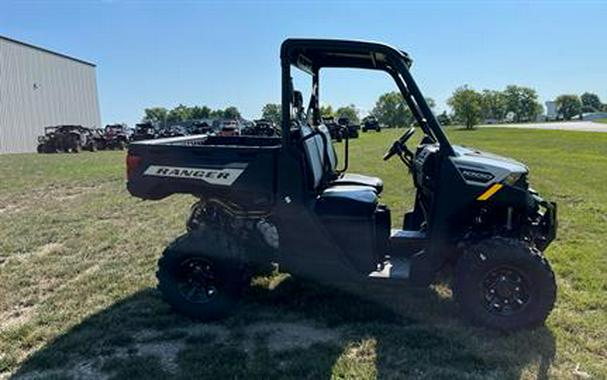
[555,95,582,120]
[447,85,483,129]
[503,85,543,122]
[190,106,211,119]
[480,90,507,121]
[209,109,224,118]
[320,105,334,118]
[371,92,413,128]
[223,106,241,119]
[261,103,282,125]
[142,107,168,124]
[335,104,360,124]
[167,104,193,123]
[580,92,601,112]
[425,97,436,109]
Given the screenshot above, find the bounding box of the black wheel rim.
[481,266,530,316]
[175,258,219,304]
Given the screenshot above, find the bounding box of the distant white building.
[0,35,101,153]
[545,101,558,121]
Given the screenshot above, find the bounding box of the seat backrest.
[317,124,337,171]
[300,123,338,190]
[300,124,324,189]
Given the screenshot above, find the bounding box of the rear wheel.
[454,237,556,331]
[156,228,248,321]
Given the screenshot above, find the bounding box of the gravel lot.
[483,121,607,132]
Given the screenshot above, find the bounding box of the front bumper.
[532,198,557,251]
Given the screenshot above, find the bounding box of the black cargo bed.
[127,135,282,208]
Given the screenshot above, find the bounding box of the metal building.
[0,35,101,154]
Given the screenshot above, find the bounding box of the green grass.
[1,128,606,379]
[593,118,607,124]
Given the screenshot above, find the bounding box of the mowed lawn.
[0,128,606,379]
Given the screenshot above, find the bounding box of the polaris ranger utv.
[126,39,557,331]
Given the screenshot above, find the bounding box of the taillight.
[126,154,142,180]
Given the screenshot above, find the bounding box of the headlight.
[502,172,523,186]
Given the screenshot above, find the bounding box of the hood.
[451,145,528,183]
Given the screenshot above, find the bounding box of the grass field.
[1,128,606,379]
[593,118,607,124]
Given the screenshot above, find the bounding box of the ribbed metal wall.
[0,37,101,153]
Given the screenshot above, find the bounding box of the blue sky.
[1,1,605,126]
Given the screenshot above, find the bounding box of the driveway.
[482,121,607,133]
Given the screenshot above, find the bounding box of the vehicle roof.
[281,38,412,73]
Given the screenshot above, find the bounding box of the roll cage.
[280,38,454,156]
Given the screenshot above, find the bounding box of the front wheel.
[156,229,248,321]
[454,237,556,331]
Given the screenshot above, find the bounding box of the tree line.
[554,92,605,120]
[447,86,606,129]
[142,104,241,125]
[142,87,605,130]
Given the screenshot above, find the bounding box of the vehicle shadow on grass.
[13,276,555,380]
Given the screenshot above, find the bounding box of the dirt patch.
[0,204,23,215]
[135,341,185,373]
[0,304,35,332]
[37,243,64,256]
[247,321,341,351]
[0,184,101,215]
[8,243,65,264]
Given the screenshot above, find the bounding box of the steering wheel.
[383,127,416,161]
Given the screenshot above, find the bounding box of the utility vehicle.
[102,124,130,150]
[362,115,382,132]
[337,117,360,139]
[160,125,189,138]
[242,119,280,137]
[215,119,240,137]
[126,39,557,331]
[321,115,344,142]
[37,125,97,153]
[130,122,158,142]
[190,121,214,135]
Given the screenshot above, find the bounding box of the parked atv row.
[131,119,250,141]
[37,124,130,153]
